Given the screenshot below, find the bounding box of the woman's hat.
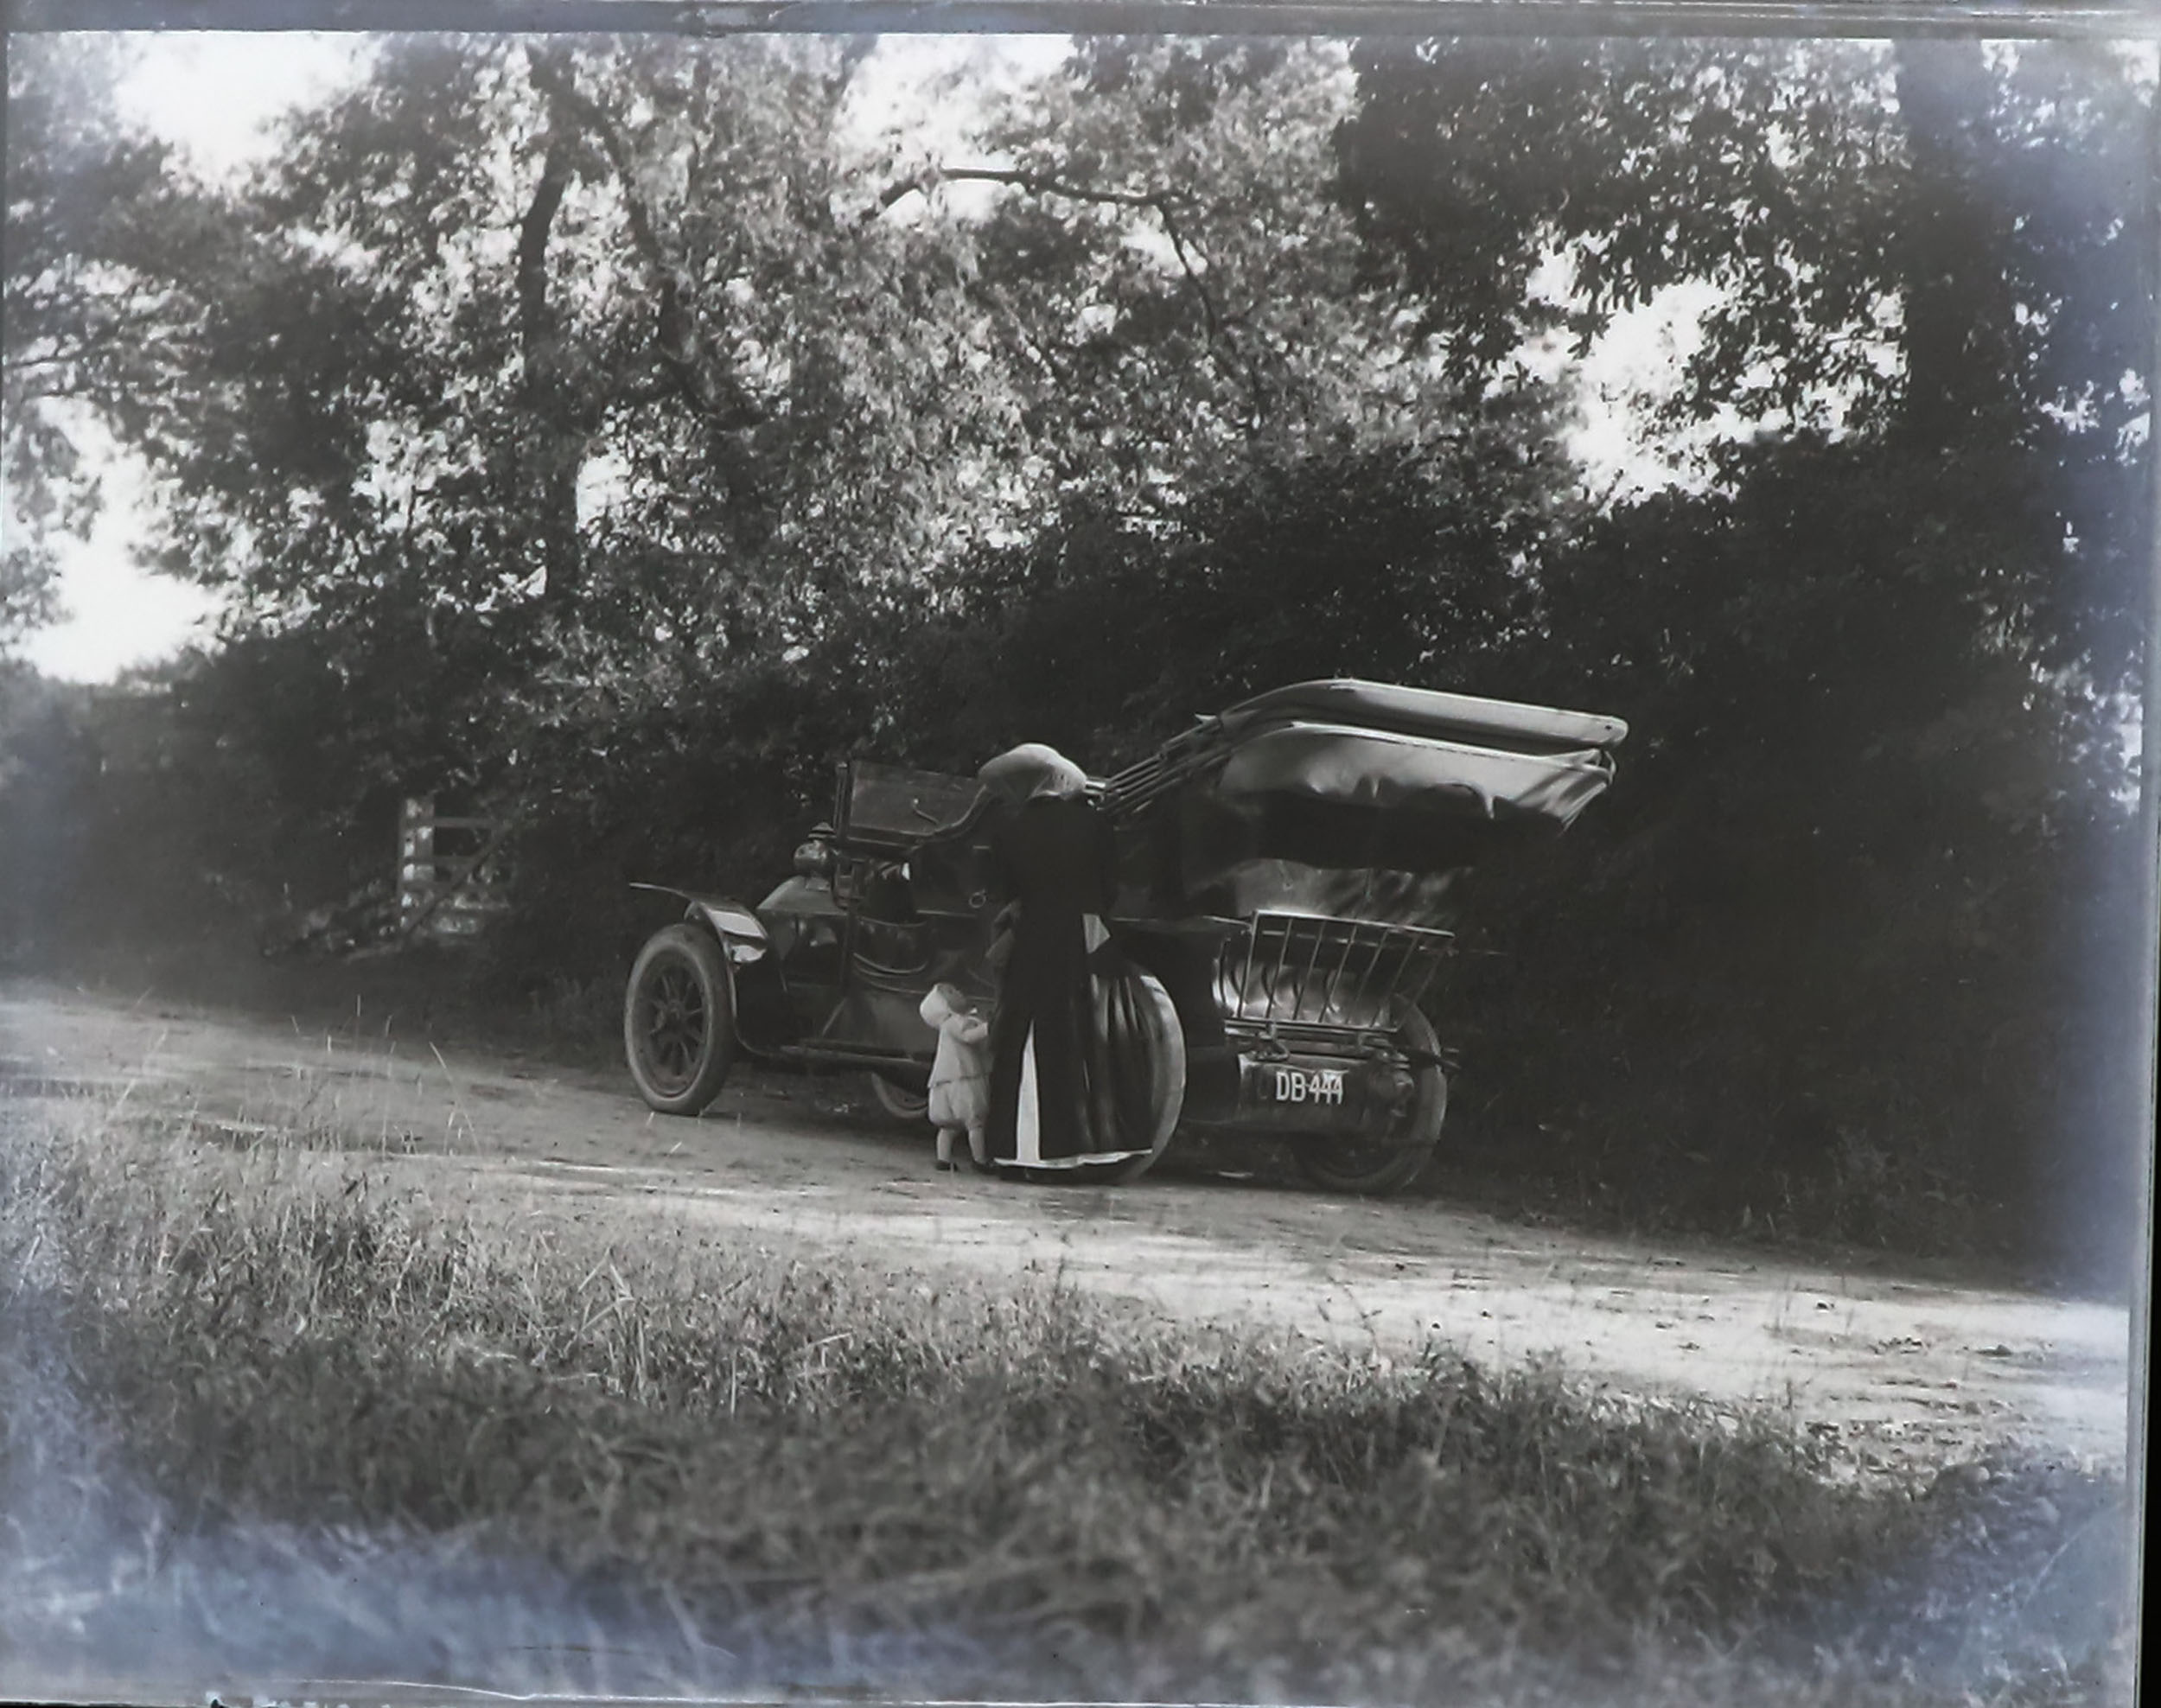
[978,742,1087,804]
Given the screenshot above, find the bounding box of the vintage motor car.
[622,678,1627,1193]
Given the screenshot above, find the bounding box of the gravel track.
[1,981,2132,1479]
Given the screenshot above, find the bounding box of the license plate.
[1267,1066,1346,1106]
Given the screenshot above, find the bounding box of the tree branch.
[526,47,763,439]
[874,164,1163,218]
[880,163,1272,427]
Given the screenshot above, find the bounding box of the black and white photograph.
[1,8,2152,1705]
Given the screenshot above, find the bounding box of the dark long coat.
[982,794,1174,1169]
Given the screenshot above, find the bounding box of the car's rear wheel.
[1036,974,1187,1185]
[1293,1009,1446,1196]
[870,1072,932,1125]
[625,924,736,1116]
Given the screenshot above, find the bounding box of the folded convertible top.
[1218,679,1628,755]
[1211,718,1619,831]
[1105,678,1627,819]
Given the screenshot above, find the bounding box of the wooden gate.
[397,797,510,940]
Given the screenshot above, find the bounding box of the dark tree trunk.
[514,134,583,613]
[1892,38,2018,448]
[525,49,768,561]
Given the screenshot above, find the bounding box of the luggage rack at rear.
[1216,911,1451,1037]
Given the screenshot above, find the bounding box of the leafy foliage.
[1329,37,2150,1271]
[3,39,196,647]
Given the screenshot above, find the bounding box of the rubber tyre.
[870,1072,932,1125]
[624,923,737,1116]
[1294,1008,1447,1197]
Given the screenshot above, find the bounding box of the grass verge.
[0,1098,2134,1705]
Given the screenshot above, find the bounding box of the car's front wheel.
[624,924,736,1116]
[870,1072,932,1125]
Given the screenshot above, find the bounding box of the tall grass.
[0,1099,2133,1705]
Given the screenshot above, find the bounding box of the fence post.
[398,796,436,934]
[394,795,509,943]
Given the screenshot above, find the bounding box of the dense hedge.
[7,430,2146,1285]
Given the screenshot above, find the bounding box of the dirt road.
[2,980,2133,1477]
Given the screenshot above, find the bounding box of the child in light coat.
[919,981,992,1170]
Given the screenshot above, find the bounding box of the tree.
[1335,35,2152,1270]
[3,36,208,651]
[1337,36,2151,697]
[68,35,1576,882]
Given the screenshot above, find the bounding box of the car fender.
[629,883,770,964]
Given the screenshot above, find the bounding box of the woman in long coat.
[976,744,1183,1176]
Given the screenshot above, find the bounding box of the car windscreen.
[843,762,985,845]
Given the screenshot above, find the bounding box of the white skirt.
[1009,972,1186,1170]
